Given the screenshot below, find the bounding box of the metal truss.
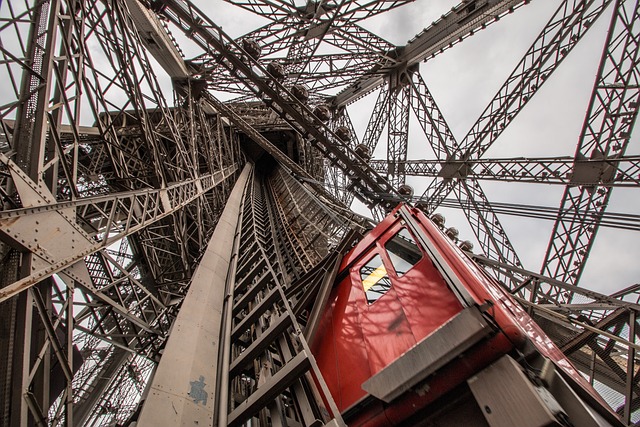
[332,0,531,107]
[474,255,640,425]
[191,1,398,97]
[0,0,240,424]
[156,0,405,210]
[0,155,237,303]
[612,283,640,304]
[541,0,640,292]
[409,73,457,161]
[454,180,526,285]
[370,155,640,187]
[457,0,615,158]
[360,67,524,287]
[156,0,639,420]
[323,108,361,206]
[217,165,352,426]
[353,0,639,297]
[387,83,410,188]
[1,0,639,425]
[409,0,619,279]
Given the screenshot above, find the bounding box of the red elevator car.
[311,204,623,427]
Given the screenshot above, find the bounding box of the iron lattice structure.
[0,0,639,425]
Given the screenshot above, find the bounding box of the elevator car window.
[385,227,422,277]
[360,254,392,304]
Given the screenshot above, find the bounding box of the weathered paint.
[137,164,252,427]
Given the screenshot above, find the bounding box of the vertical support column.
[623,310,637,425]
[136,164,252,427]
[65,285,74,427]
[387,70,411,188]
[219,171,345,427]
[3,1,61,424]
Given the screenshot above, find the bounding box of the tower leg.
[136,164,252,427]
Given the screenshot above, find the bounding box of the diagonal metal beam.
[409,72,457,160]
[370,155,640,187]
[541,0,640,293]
[387,83,410,187]
[223,0,298,19]
[404,0,623,282]
[361,83,390,153]
[405,69,524,272]
[331,0,530,107]
[455,180,524,288]
[415,0,616,217]
[458,0,615,159]
[333,0,415,23]
[0,159,238,303]
[285,0,347,85]
[156,0,403,209]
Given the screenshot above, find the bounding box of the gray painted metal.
[136,164,252,427]
[468,355,566,427]
[227,351,312,427]
[217,169,346,427]
[0,0,638,423]
[124,0,189,79]
[331,0,527,107]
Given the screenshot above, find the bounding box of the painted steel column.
[136,164,252,427]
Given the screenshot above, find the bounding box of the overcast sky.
[166,0,639,297]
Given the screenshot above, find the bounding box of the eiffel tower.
[0,0,639,426]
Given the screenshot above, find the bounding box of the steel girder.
[1,0,639,425]
[612,283,640,304]
[369,155,640,187]
[225,0,413,24]
[155,0,405,210]
[456,0,615,158]
[348,0,637,297]
[388,0,635,298]
[323,108,362,205]
[104,0,640,423]
[361,67,525,287]
[331,0,530,107]
[474,254,640,425]
[189,4,398,97]
[0,157,238,303]
[386,83,411,188]
[408,0,618,285]
[541,0,640,292]
[214,165,352,427]
[0,0,241,424]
